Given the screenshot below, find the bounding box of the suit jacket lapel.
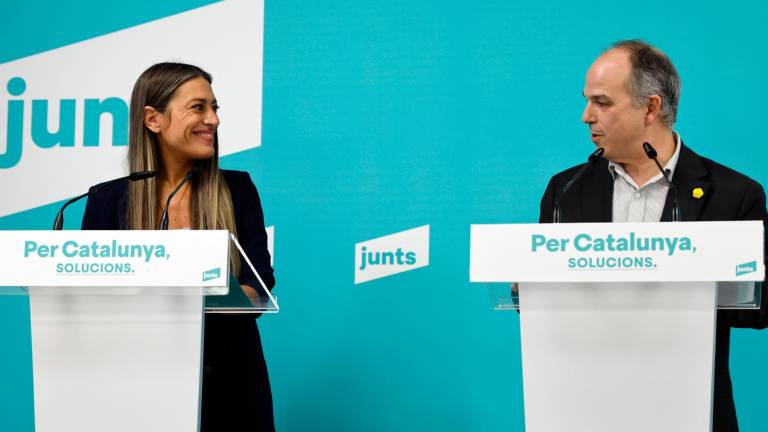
[580,158,614,223]
[661,143,710,222]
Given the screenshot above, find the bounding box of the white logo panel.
[355,225,430,284]
[0,0,263,217]
[470,221,764,283]
[0,230,230,287]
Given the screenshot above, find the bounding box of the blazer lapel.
[661,143,710,222]
[580,159,614,223]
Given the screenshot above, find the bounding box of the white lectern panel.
[30,287,204,432]
[519,281,716,432]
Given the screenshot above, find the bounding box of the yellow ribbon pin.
[692,187,704,199]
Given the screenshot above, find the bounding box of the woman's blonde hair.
[127,62,240,275]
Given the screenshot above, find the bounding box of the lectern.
[470,221,764,432]
[0,230,278,432]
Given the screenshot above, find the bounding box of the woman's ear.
[144,106,162,133]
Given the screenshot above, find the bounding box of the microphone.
[553,147,605,223]
[53,171,155,230]
[159,166,201,230]
[642,142,682,222]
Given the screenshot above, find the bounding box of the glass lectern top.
[485,281,763,311]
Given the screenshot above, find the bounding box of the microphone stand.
[159,167,200,230]
[53,171,155,230]
[642,142,682,222]
[553,147,605,223]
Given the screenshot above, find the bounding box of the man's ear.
[645,95,662,126]
[144,106,162,133]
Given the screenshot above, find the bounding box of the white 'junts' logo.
[354,225,430,284]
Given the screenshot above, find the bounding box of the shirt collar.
[608,132,682,189]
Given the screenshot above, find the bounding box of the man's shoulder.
[550,163,588,181]
[546,159,608,189]
[686,146,764,194]
[699,156,761,188]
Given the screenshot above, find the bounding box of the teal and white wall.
[2,1,767,430]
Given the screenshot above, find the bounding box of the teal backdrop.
[2,1,767,430]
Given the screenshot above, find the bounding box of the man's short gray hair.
[610,40,681,127]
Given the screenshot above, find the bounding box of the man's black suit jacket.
[539,144,768,432]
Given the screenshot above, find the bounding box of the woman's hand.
[240,284,259,298]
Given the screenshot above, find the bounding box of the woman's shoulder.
[87,177,129,206]
[221,169,261,201]
[220,169,265,221]
[221,169,254,187]
[82,178,129,230]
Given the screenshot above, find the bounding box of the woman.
[81,62,276,431]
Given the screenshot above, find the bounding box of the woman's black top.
[81,169,276,432]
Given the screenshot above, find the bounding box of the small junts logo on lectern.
[202,267,222,282]
[736,261,757,276]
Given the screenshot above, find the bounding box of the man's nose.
[581,103,595,124]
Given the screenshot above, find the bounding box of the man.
[539,40,768,431]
